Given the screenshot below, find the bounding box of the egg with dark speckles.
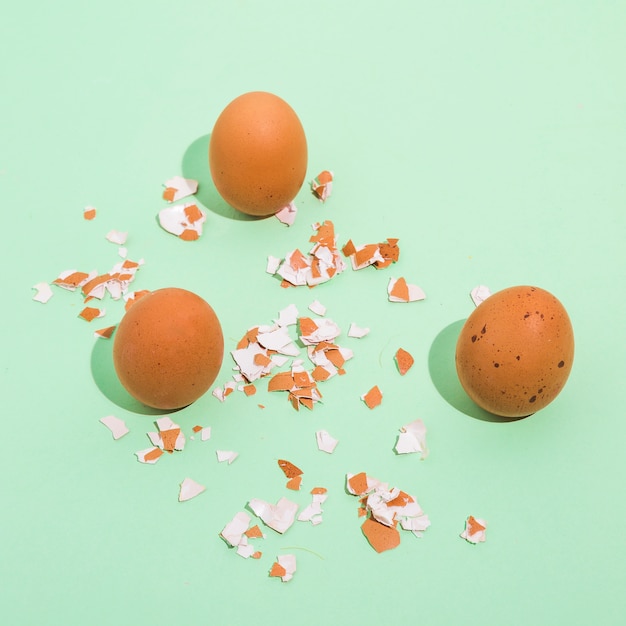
[113,288,224,410]
[455,285,574,418]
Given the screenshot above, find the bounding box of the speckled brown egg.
[112,288,224,410]
[455,285,574,418]
[209,91,307,217]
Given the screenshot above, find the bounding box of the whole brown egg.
[209,91,307,216]
[112,288,224,410]
[455,286,574,418]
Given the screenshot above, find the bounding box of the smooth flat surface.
[2,2,625,624]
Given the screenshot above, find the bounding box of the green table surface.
[2,2,625,625]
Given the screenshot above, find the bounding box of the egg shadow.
[181,134,265,222]
[428,319,527,423]
[90,334,172,416]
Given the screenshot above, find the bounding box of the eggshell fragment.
[113,287,224,410]
[455,285,574,418]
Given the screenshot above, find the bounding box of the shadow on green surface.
[181,133,262,222]
[428,319,526,423]
[90,334,171,416]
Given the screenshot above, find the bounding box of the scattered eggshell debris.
[266,255,281,275]
[311,170,333,202]
[162,176,198,202]
[220,512,265,558]
[277,303,299,327]
[106,230,128,245]
[245,525,264,539]
[99,415,129,440]
[308,300,326,316]
[32,282,53,303]
[269,554,296,582]
[361,517,401,553]
[242,384,256,396]
[278,459,304,479]
[271,220,346,288]
[470,285,492,307]
[94,325,116,339]
[343,238,399,270]
[394,348,414,375]
[83,206,97,220]
[135,447,164,464]
[216,450,238,464]
[79,306,105,322]
[249,497,298,534]
[461,516,487,544]
[347,472,431,551]
[145,416,185,454]
[286,475,302,491]
[178,477,206,502]
[362,385,383,409]
[388,277,426,303]
[316,430,339,453]
[275,201,297,226]
[348,323,370,338]
[212,381,236,402]
[395,419,429,459]
[298,488,328,525]
[53,269,91,291]
[158,202,207,241]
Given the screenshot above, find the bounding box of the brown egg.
[455,286,574,418]
[209,91,307,216]
[113,288,224,410]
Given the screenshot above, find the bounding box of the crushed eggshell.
[269,554,296,582]
[178,477,206,502]
[311,170,333,202]
[146,416,186,454]
[308,299,327,316]
[32,282,53,304]
[162,176,198,202]
[278,459,304,479]
[362,517,401,553]
[394,347,414,375]
[212,380,236,402]
[388,277,426,302]
[83,206,97,220]
[343,238,400,271]
[79,306,105,322]
[53,269,91,291]
[158,202,207,241]
[348,323,370,338]
[99,415,129,440]
[470,285,492,307]
[94,325,116,339]
[135,447,164,464]
[271,220,346,287]
[221,511,264,558]
[249,497,299,534]
[315,430,339,454]
[461,516,487,544]
[298,487,328,525]
[275,201,297,226]
[346,472,431,551]
[106,230,128,245]
[216,450,238,464]
[395,419,429,459]
[362,385,383,409]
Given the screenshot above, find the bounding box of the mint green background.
[2,2,625,624]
